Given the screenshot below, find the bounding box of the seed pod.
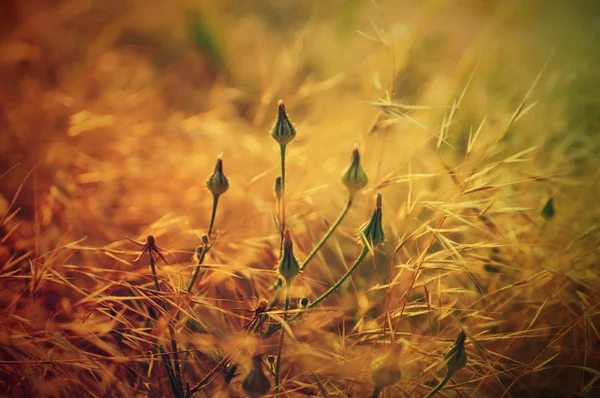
[205,153,229,196]
[242,355,271,398]
[271,100,296,146]
[277,228,300,285]
[371,343,402,389]
[341,144,368,196]
[357,193,385,247]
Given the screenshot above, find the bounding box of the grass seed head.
[277,228,300,285]
[341,144,368,196]
[206,153,229,196]
[271,100,296,146]
[357,193,385,247]
[242,355,272,398]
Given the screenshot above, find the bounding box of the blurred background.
[1,0,600,396]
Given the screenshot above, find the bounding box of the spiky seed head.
[371,343,402,389]
[205,153,229,196]
[277,228,300,285]
[271,100,296,146]
[341,144,368,196]
[274,176,283,200]
[242,355,271,398]
[444,331,468,377]
[357,193,385,247]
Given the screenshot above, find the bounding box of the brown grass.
[1,0,600,397]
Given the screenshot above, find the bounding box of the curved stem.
[300,196,353,271]
[307,246,369,310]
[274,288,290,393]
[263,246,370,337]
[425,372,452,398]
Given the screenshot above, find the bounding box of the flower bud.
[357,193,385,247]
[274,176,283,201]
[300,297,310,308]
[444,331,467,377]
[341,144,368,196]
[277,228,300,285]
[271,100,296,146]
[371,343,402,389]
[205,153,229,196]
[242,355,271,398]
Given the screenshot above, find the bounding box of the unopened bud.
[274,176,283,200]
[341,144,368,196]
[277,228,300,285]
[444,331,467,377]
[300,297,310,308]
[357,193,385,247]
[271,100,296,146]
[242,355,271,398]
[205,153,229,196]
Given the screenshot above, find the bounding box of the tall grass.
[1,0,599,397]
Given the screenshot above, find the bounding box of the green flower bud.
[444,331,467,377]
[371,343,402,389]
[357,193,385,247]
[277,228,300,285]
[300,297,310,308]
[205,153,229,196]
[271,100,296,146]
[341,144,368,196]
[274,176,282,201]
[242,355,271,398]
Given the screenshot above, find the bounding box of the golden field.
[1,0,599,397]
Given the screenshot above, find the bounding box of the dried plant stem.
[188,193,220,293]
[274,287,290,393]
[149,253,184,398]
[300,196,353,271]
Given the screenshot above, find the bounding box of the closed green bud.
[341,144,368,196]
[277,228,300,285]
[274,176,283,200]
[371,343,402,389]
[444,331,467,377]
[358,193,385,247]
[242,355,271,398]
[205,153,229,196]
[271,100,296,146]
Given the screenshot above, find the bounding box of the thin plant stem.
[370,386,382,398]
[307,246,369,310]
[149,252,184,397]
[425,373,452,398]
[187,193,220,293]
[274,287,290,393]
[300,195,354,271]
[279,144,287,250]
[264,246,370,337]
[207,194,219,238]
[267,196,354,310]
